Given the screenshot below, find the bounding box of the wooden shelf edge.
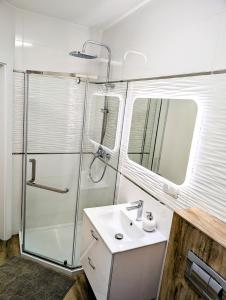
[175,207,226,249]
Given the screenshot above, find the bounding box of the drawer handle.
[88,257,96,270]
[90,229,98,241]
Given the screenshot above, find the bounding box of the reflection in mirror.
[128,98,197,185]
[89,95,120,150]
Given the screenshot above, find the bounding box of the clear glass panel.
[22,76,127,269]
[23,74,86,267]
[72,82,127,267]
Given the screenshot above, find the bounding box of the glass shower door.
[22,73,85,268]
[72,81,127,266]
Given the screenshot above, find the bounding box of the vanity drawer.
[81,215,112,300]
[80,214,101,251]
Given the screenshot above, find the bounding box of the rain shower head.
[69,40,111,82]
[69,51,97,59]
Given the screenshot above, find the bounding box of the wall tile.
[119,74,226,221]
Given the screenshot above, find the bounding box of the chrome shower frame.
[19,70,90,274]
[18,69,121,274]
[70,40,113,182]
[81,40,112,83]
[80,40,112,145]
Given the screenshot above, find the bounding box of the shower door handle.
[27,181,69,194]
[29,159,36,183]
[27,159,69,194]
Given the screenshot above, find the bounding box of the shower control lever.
[27,159,69,194]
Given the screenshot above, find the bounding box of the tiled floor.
[0,235,96,300]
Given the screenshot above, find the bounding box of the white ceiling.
[6,0,149,29]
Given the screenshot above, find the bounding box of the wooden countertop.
[175,207,226,249]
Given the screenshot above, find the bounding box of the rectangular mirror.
[128,98,197,185]
[89,95,120,150]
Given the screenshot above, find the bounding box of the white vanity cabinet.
[81,211,167,300]
[81,215,112,300]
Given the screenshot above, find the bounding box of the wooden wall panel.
[159,208,226,300]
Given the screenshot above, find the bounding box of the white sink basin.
[97,209,146,241]
[84,203,167,253]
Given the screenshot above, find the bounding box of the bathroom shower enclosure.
[18,70,126,271]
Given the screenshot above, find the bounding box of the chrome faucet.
[126,200,144,221]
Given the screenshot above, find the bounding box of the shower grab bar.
[27,158,69,194]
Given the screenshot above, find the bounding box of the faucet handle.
[131,200,144,207]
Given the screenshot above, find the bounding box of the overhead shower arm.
[81,40,111,82]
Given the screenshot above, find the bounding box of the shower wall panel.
[27,74,84,153]
[23,74,86,266]
[13,74,127,268]
[13,73,86,232]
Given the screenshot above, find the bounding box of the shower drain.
[115,233,123,240]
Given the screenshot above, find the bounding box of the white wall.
[0,0,15,240]
[102,0,226,80]
[14,8,102,75]
[101,0,226,222]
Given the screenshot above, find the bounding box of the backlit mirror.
[89,95,120,150]
[128,98,197,185]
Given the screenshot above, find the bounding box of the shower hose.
[89,148,111,183]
